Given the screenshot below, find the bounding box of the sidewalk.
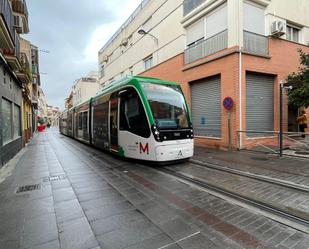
[1,131,308,249]
[192,147,309,187]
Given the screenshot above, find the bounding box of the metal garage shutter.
[191,76,221,137]
[246,73,274,136]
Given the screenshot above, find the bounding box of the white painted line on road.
[157,231,201,249]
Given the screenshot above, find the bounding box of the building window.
[287,25,299,43]
[186,19,204,46]
[144,56,153,70]
[100,64,105,78]
[243,2,265,35]
[2,98,12,144]
[13,104,21,139]
[186,4,227,46]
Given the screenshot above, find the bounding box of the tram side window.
[82,111,88,131]
[120,89,150,138]
[78,113,82,130]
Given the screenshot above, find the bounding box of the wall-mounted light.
[137,29,158,44]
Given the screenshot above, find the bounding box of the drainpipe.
[239,51,243,149]
[238,0,243,149]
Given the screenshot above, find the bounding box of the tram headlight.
[151,125,161,142]
[190,129,194,138]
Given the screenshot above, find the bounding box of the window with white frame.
[286,25,300,43]
[243,2,265,35]
[186,4,227,47]
[186,19,204,47]
[144,56,153,70]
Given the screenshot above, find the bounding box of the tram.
[59,76,194,162]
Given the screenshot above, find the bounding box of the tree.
[287,50,309,108]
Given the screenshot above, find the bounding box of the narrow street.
[0,128,308,249]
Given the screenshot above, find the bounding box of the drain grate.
[251,157,269,161]
[16,184,40,193]
[43,174,66,182]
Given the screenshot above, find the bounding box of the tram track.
[155,165,309,233]
[189,158,309,193]
[56,133,309,233]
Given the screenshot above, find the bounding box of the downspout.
[239,51,242,149]
[238,0,243,149]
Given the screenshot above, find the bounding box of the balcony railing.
[243,31,269,56]
[20,52,29,69]
[0,0,14,42]
[183,0,207,16]
[14,30,20,58]
[32,64,38,74]
[184,29,228,64]
[11,0,28,20]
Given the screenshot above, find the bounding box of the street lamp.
[137,29,158,44]
[278,81,293,157]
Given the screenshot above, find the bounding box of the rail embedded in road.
[157,166,309,233]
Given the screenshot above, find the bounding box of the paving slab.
[1,129,308,249]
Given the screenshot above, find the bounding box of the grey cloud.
[24,0,117,109]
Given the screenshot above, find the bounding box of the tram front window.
[142,83,189,130]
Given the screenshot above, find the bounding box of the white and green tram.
[59,76,194,162]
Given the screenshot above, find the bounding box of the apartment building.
[98,0,309,150]
[20,38,33,145]
[31,44,40,131]
[0,0,30,166]
[72,71,99,106]
[37,86,47,122]
[65,91,73,110]
[47,105,60,126]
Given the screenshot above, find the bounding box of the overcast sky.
[24,0,142,110]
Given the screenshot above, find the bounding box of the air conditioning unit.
[121,38,128,46]
[271,20,286,37]
[102,55,108,62]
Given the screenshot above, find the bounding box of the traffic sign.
[223,97,234,110]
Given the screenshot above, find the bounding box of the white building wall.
[72,81,100,106]
[99,0,309,85]
[265,0,309,45]
[99,0,184,86]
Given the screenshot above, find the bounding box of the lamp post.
[279,80,293,157]
[279,82,283,157]
[137,29,158,44]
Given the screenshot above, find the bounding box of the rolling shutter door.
[246,73,274,136]
[191,76,221,137]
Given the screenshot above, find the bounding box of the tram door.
[109,95,118,152]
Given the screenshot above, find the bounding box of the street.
[0,128,308,249]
